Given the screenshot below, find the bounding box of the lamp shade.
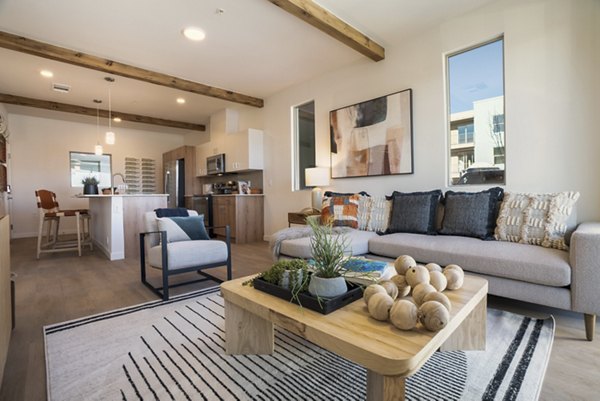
[105,131,115,145]
[305,167,330,187]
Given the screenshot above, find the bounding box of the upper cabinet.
[196,129,264,176]
[226,129,264,172]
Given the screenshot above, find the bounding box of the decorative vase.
[308,275,347,298]
[83,184,99,195]
[279,270,304,292]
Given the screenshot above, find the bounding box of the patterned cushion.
[495,191,580,250]
[439,187,504,240]
[387,190,442,235]
[356,195,371,231]
[321,195,360,228]
[157,215,210,243]
[366,196,392,233]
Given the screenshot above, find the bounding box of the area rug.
[44,287,554,401]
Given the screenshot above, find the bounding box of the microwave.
[207,153,225,175]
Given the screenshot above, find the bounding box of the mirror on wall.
[70,151,112,187]
[447,37,505,186]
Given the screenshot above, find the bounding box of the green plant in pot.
[307,216,349,298]
[82,176,100,195]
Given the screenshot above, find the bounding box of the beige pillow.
[495,191,579,250]
[357,195,371,231]
[367,196,392,233]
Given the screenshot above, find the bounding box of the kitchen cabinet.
[225,129,264,172]
[196,129,263,176]
[212,195,264,243]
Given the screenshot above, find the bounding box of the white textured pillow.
[367,196,392,233]
[495,191,579,250]
[357,195,371,231]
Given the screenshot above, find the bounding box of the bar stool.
[35,189,92,258]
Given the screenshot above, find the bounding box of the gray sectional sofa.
[278,213,600,341]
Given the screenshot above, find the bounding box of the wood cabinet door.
[213,197,236,238]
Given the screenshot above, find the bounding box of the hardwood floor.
[0,238,598,400]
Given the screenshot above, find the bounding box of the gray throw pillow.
[439,187,504,240]
[387,190,442,235]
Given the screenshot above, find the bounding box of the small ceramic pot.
[83,184,99,195]
[279,270,304,291]
[308,275,347,298]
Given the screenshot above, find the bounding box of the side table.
[288,210,320,227]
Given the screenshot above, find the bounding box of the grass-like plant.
[307,216,348,278]
[81,176,99,186]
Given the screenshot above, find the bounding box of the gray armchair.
[140,210,232,300]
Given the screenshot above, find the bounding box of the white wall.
[6,112,184,238]
[261,0,600,236]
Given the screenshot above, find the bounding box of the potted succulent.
[82,176,99,195]
[306,217,349,298]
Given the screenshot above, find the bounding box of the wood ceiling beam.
[0,31,264,108]
[266,0,385,61]
[0,93,206,132]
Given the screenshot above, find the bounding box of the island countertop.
[77,194,169,198]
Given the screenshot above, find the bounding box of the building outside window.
[447,37,505,185]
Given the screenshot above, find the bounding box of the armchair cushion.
[148,240,228,271]
[157,215,209,242]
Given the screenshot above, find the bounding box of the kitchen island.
[78,194,168,260]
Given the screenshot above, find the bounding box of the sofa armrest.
[570,222,600,314]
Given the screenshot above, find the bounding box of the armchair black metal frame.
[140,226,232,301]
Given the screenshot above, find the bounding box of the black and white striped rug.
[44,287,554,401]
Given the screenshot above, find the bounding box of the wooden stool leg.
[76,212,82,256]
[36,214,44,259]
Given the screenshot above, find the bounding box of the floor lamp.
[305,167,330,211]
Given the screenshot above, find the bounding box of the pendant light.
[93,99,103,155]
[105,77,116,145]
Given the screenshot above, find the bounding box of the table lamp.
[305,167,330,211]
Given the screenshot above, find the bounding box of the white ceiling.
[0,0,495,134]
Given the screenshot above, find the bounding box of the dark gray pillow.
[387,190,442,235]
[439,187,504,240]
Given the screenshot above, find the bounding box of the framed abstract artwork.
[330,89,413,178]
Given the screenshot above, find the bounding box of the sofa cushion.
[367,196,392,233]
[157,215,209,242]
[387,190,442,235]
[495,191,580,250]
[439,187,503,240]
[368,233,570,287]
[279,229,377,259]
[321,194,360,228]
[148,240,227,271]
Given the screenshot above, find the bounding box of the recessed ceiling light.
[113,117,122,123]
[176,97,186,104]
[182,27,206,41]
[40,70,53,78]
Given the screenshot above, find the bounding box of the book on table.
[308,257,395,285]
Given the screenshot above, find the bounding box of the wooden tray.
[253,277,363,315]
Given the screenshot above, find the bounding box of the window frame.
[291,100,316,191]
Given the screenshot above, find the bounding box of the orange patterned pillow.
[321,195,359,228]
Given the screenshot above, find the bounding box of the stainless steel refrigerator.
[164,159,185,208]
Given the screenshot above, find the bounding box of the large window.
[447,37,505,185]
[292,101,315,190]
[70,151,112,187]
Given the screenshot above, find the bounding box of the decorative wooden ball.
[378,280,399,300]
[391,275,411,297]
[405,265,430,288]
[419,301,450,331]
[367,292,394,321]
[425,263,442,273]
[444,264,464,274]
[412,283,437,306]
[363,284,387,305]
[422,291,452,312]
[390,300,419,330]
[443,268,464,290]
[394,255,416,275]
[429,271,447,292]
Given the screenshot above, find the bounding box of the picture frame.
[330,88,413,179]
[238,180,250,195]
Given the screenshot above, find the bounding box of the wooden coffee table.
[221,275,488,401]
